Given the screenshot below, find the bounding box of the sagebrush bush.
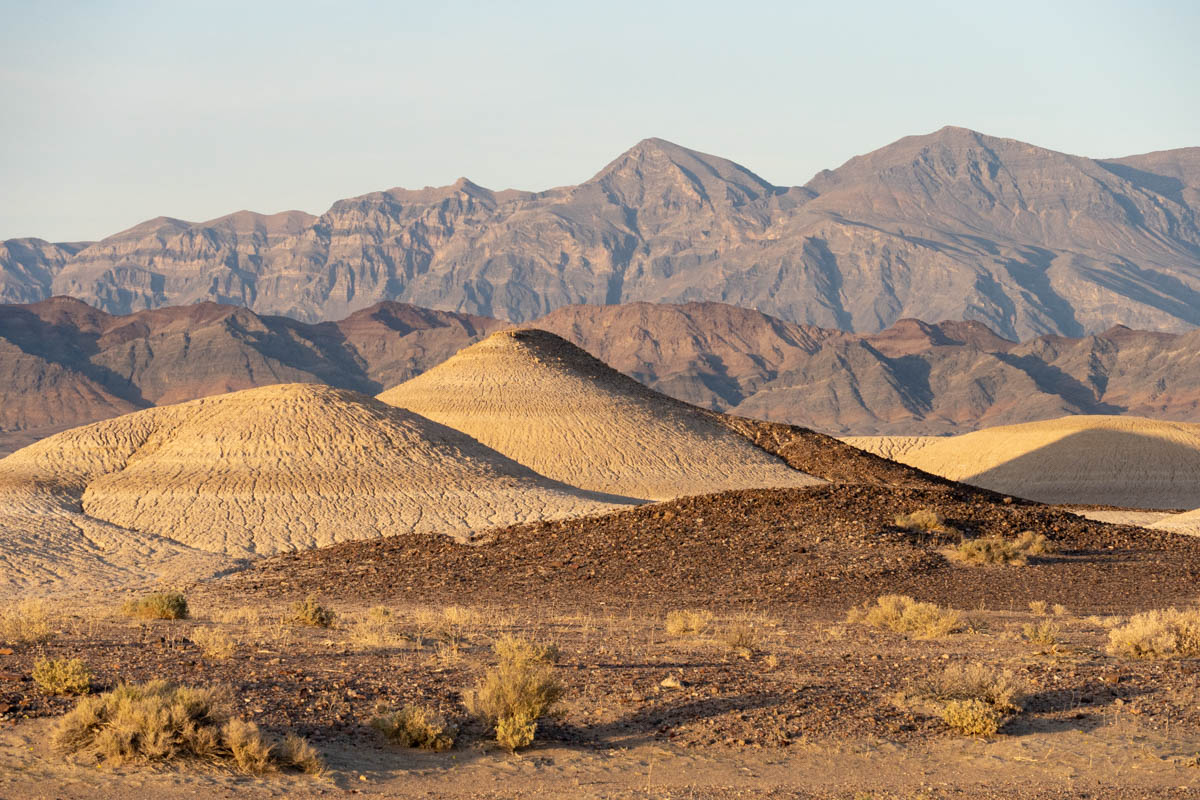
[665,610,713,637]
[0,599,56,644]
[33,657,92,695]
[846,595,964,638]
[465,635,564,752]
[1107,608,1200,659]
[894,509,955,536]
[53,680,322,774]
[371,705,455,751]
[291,595,335,628]
[123,591,188,620]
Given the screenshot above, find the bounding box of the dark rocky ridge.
[4,296,1200,457]
[3,128,1199,340]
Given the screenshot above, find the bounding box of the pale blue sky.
[2,0,1197,242]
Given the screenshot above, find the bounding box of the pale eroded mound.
[0,384,627,594]
[845,416,1200,509]
[1151,509,1200,536]
[378,329,822,500]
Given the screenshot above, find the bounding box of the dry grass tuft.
[1106,608,1200,659]
[33,657,92,695]
[280,733,326,775]
[371,705,456,751]
[906,663,1024,737]
[53,680,322,774]
[191,627,237,659]
[894,508,956,536]
[721,619,761,659]
[665,610,713,637]
[465,635,564,752]
[0,599,57,644]
[1028,601,1049,616]
[291,595,335,628]
[847,595,964,638]
[1022,620,1061,651]
[123,592,188,621]
[348,606,407,650]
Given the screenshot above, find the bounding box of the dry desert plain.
[3,331,1200,798]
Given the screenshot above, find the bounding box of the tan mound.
[848,416,1200,509]
[0,384,627,593]
[378,329,822,501]
[1151,509,1200,536]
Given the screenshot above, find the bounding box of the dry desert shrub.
[907,662,1024,737]
[291,595,335,628]
[941,699,1004,738]
[280,733,326,775]
[1022,620,1061,650]
[953,531,1056,566]
[0,599,56,644]
[847,595,965,638]
[894,508,956,537]
[1052,604,1069,617]
[721,619,761,659]
[1014,530,1055,555]
[371,705,456,751]
[665,609,713,637]
[1028,601,1049,616]
[33,657,92,695]
[54,680,322,774]
[123,591,188,621]
[465,635,564,752]
[953,537,1024,565]
[348,606,407,649]
[191,626,237,659]
[1106,608,1200,659]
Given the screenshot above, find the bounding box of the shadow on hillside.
[959,427,1200,510]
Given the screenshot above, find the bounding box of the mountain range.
[3,295,1199,456]
[3,127,1199,340]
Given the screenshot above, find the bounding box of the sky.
[1,0,1197,242]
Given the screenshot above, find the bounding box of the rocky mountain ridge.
[4,128,1199,339]
[3,296,1199,456]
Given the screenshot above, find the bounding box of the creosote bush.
[33,657,92,695]
[123,591,189,621]
[291,595,335,628]
[465,635,564,752]
[54,680,323,774]
[907,663,1024,737]
[665,610,713,637]
[846,595,964,639]
[371,705,456,751]
[0,599,56,644]
[1107,608,1200,659]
